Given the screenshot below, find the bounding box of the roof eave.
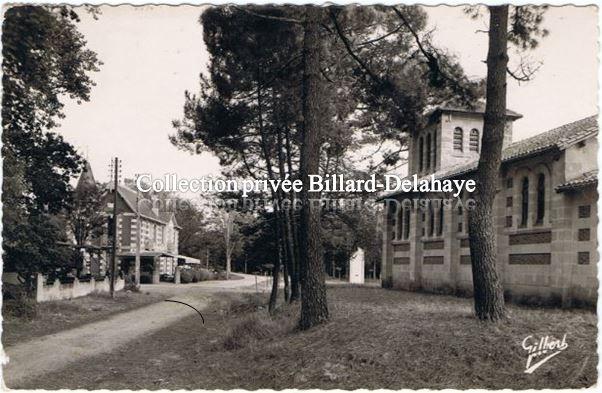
[555,181,598,193]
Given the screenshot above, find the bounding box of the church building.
[380,107,598,307]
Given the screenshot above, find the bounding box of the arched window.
[433,132,437,169]
[396,206,403,239]
[536,174,546,224]
[521,177,529,227]
[418,137,424,172]
[429,203,435,237]
[469,129,479,152]
[426,133,432,170]
[453,127,463,151]
[403,208,411,240]
[437,204,444,236]
[457,205,463,233]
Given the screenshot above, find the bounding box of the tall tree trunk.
[282,237,291,302]
[226,253,231,280]
[284,127,301,301]
[258,85,284,309]
[268,231,281,313]
[468,5,508,322]
[276,128,292,302]
[299,6,329,330]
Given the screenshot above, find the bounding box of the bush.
[199,268,213,281]
[216,270,228,280]
[180,270,192,284]
[140,273,153,284]
[222,314,275,350]
[2,285,38,320]
[191,270,201,282]
[124,282,141,292]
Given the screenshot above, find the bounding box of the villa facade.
[76,163,199,282]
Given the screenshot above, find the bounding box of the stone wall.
[35,274,125,303]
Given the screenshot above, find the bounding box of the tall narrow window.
[521,177,529,227]
[457,205,463,232]
[453,127,463,151]
[429,203,435,237]
[426,133,432,170]
[433,132,437,169]
[437,204,444,236]
[403,208,411,239]
[469,129,479,152]
[396,207,403,239]
[536,174,545,224]
[418,137,424,172]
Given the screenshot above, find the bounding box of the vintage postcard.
[0,1,598,390]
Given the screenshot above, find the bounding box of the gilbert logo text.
[522,334,568,374]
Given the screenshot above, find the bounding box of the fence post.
[73,277,80,298]
[175,266,181,285]
[36,273,44,302]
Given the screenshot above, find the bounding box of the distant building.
[380,107,598,307]
[348,248,365,284]
[75,163,200,283]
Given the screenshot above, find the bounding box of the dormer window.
[469,129,479,152]
[453,127,463,151]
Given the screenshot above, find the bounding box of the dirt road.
[1,273,269,388]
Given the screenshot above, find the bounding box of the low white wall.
[35,274,125,302]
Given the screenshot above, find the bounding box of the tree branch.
[232,6,302,24]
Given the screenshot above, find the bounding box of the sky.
[56,5,598,185]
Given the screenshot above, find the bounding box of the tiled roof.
[158,211,182,229]
[433,104,523,120]
[556,170,598,192]
[501,115,598,162]
[116,186,176,226]
[75,160,97,193]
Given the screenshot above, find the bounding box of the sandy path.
[2,273,269,387]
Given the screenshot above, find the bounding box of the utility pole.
[109,157,120,298]
[134,173,141,287]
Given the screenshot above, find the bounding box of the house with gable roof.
[380,108,598,307]
[75,163,200,283]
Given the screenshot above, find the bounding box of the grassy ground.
[2,290,168,347]
[17,285,597,390]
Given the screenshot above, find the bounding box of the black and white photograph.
[0,1,599,390]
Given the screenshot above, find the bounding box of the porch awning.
[178,255,201,264]
[116,251,201,264]
[117,251,176,258]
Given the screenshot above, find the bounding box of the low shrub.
[199,268,213,281]
[180,270,193,284]
[222,314,275,350]
[124,282,141,292]
[140,273,153,284]
[191,270,201,282]
[2,285,38,320]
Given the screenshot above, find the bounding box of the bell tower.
[407,106,522,176]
